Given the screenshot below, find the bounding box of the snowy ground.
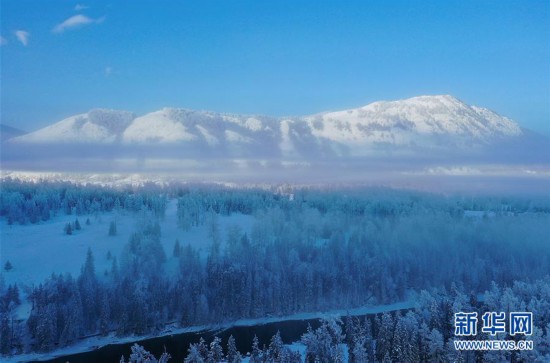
[0,199,254,318]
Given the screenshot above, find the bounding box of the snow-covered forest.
[1,179,549,361]
[123,275,550,363]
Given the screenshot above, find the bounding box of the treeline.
[0,178,167,225]
[176,185,550,232]
[2,178,549,227]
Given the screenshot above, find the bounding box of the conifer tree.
[4,261,13,271]
[64,222,73,235]
[207,337,224,363]
[227,335,240,363]
[250,335,263,363]
[173,239,181,258]
[109,221,117,236]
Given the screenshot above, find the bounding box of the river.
[29,301,413,362]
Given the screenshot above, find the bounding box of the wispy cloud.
[52,14,105,34]
[74,4,89,11]
[14,30,30,46]
[105,66,113,77]
[0,35,7,46]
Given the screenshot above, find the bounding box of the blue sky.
[1,0,549,134]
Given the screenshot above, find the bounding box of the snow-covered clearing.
[1,199,254,317]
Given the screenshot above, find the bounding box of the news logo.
[453,311,534,351]
[454,312,478,336]
[481,312,506,335]
[510,312,533,336]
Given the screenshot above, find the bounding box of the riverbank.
[3,300,413,363]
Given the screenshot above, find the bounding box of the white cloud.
[14,30,30,46]
[104,66,113,77]
[0,36,7,46]
[74,4,89,11]
[52,14,105,34]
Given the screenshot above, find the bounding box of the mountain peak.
[390,94,466,107]
[416,94,458,100]
[12,109,135,144]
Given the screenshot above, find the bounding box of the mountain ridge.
[7,95,537,159]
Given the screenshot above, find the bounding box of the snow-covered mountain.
[122,108,280,146]
[7,95,532,158]
[305,95,521,144]
[12,109,135,143]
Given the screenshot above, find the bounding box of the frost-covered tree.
[345,316,371,363]
[120,343,171,363]
[207,336,224,363]
[0,308,23,355]
[426,328,444,362]
[184,343,205,363]
[0,312,11,353]
[26,274,83,351]
[375,313,394,362]
[226,335,241,363]
[78,248,99,332]
[301,319,345,363]
[267,330,285,361]
[250,335,263,363]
